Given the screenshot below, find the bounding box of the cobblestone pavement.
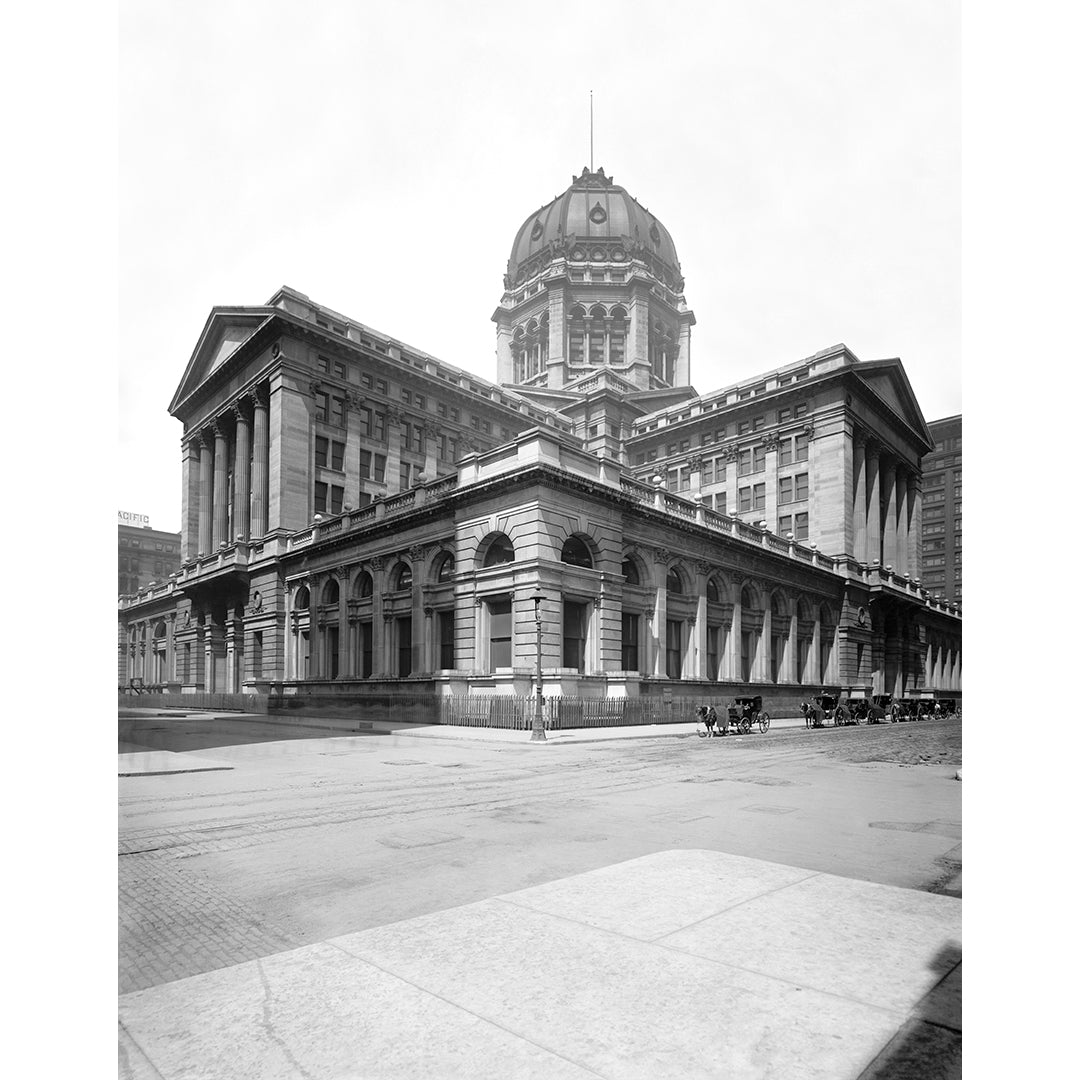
[119,853,302,993]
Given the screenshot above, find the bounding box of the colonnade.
[852,434,920,573]
[185,385,270,558]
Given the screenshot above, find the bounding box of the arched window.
[706,578,721,602]
[294,585,310,610]
[393,562,413,590]
[323,579,340,605]
[561,536,593,569]
[482,533,515,567]
[355,571,373,598]
[622,557,640,585]
[435,552,455,583]
[666,568,684,594]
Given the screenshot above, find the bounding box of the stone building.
[921,416,962,607]
[118,167,961,707]
[118,522,181,597]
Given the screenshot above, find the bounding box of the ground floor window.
[666,619,682,679]
[741,630,754,682]
[797,637,811,684]
[438,611,455,670]
[621,612,639,671]
[707,625,722,680]
[563,601,588,672]
[489,598,512,669]
[358,621,373,678]
[327,625,340,678]
[397,617,412,677]
[253,631,263,679]
[770,632,785,683]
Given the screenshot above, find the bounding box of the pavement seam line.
[492,891,918,1019]
[319,940,610,1078]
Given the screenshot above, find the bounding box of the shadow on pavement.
[855,941,962,1079]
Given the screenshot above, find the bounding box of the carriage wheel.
[759,712,771,733]
[835,708,847,726]
[739,718,751,735]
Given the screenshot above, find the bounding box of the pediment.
[169,308,274,416]
[853,361,934,451]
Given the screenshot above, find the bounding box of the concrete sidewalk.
[118,849,961,1079]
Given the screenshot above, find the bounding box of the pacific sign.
[118,510,151,527]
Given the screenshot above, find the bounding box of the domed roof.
[506,167,681,287]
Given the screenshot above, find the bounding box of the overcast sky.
[119,0,959,533]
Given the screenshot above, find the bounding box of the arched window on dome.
[512,318,548,383]
[609,306,627,366]
[567,306,587,367]
[588,305,607,365]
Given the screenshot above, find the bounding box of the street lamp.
[531,590,547,741]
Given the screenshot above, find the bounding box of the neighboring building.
[118,522,181,596]
[921,415,962,607]
[119,166,961,705]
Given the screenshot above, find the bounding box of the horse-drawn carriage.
[803,692,860,728]
[729,695,771,734]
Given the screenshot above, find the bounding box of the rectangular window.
[373,454,386,482]
[331,440,344,471]
[666,620,682,679]
[330,396,345,427]
[794,512,808,540]
[333,360,347,380]
[489,598,512,669]
[777,408,791,424]
[738,420,750,436]
[779,439,793,466]
[679,467,691,491]
[359,621,373,678]
[794,403,809,418]
[702,459,713,484]
[400,462,411,488]
[753,446,766,472]
[738,449,752,476]
[621,613,639,671]
[314,481,328,513]
[794,434,809,461]
[738,486,751,513]
[330,485,343,515]
[795,472,809,501]
[753,482,765,511]
[752,416,765,431]
[714,491,727,515]
[438,611,455,670]
[563,600,588,673]
[316,392,331,422]
[397,617,412,677]
[318,356,330,373]
[779,476,793,505]
[707,625,721,681]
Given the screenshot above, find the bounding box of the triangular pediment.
[853,360,934,452]
[169,307,276,416]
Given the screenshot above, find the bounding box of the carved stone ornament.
[344,390,366,412]
[686,454,705,472]
[761,431,781,451]
[802,422,815,438]
[309,380,322,398]
[695,560,712,575]
[369,556,384,572]
[408,544,427,563]
[653,547,672,565]
[251,591,263,612]
[720,443,742,462]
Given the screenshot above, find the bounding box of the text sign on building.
[118,510,151,527]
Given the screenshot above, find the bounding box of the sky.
[119,0,960,533]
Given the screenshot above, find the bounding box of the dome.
[506,167,682,289]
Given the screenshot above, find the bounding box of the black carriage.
[728,695,771,734]
[805,693,849,728]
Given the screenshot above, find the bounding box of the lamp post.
[531,590,547,742]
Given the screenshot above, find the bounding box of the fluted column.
[727,590,742,681]
[212,420,229,547]
[865,443,881,565]
[853,435,867,562]
[881,457,898,569]
[251,386,269,537]
[907,475,920,579]
[895,467,909,575]
[198,432,213,555]
[232,402,251,541]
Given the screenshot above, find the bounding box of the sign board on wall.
[118,511,151,527]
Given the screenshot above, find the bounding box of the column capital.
[230,399,250,424]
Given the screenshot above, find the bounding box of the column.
[894,468,908,575]
[907,475,920,579]
[695,591,708,679]
[809,613,821,685]
[212,419,229,547]
[762,605,773,683]
[371,560,385,675]
[385,411,402,494]
[232,402,251,541]
[881,458,898,570]
[852,435,867,562]
[727,588,742,681]
[181,437,201,562]
[787,611,798,684]
[337,571,350,679]
[251,387,269,537]
[198,432,213,555]
[166,613,176,684]
[653,577,667,678]
[307,578,320,680]
[865,444,881,565]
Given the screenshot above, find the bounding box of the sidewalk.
[119,848,961,1079]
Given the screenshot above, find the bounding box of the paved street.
[119,717,961,996]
